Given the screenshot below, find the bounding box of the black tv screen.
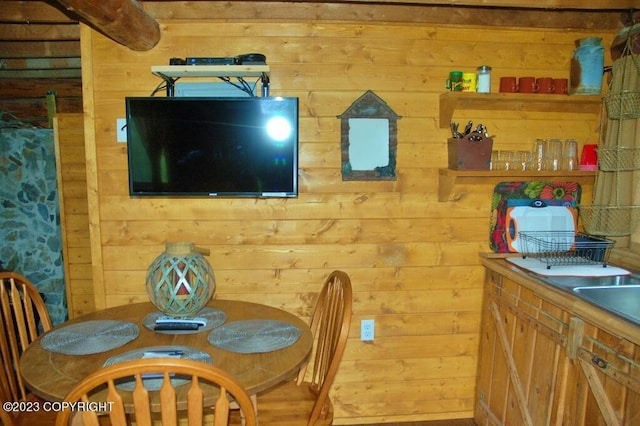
[125,96,299,197]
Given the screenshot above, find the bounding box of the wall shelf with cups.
[438,92,602,128]
[437,168,596,202]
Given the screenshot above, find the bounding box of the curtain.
[584,33,640,237]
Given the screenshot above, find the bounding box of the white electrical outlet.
[361,319,374,341]
[116,118,127,143]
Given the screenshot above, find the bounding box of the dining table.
[19,299,313,413]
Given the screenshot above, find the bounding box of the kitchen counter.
[476,256,640,425]
[481,256,640,346]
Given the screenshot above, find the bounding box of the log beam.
[52,0,160,51]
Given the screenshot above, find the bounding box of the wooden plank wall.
[79,6,614,422]
[53,113,93,319]
[0,1,82,127]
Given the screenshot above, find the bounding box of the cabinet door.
[574,321,640,425]
[475,271,568,425]
[475,271,640,425]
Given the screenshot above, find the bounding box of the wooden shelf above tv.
[151,65,271,96]
[151,65,270,79]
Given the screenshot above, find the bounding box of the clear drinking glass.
[533,139,548,171]
[518,150,532,171]
[548,139,564,171]
[499,150,515,171]
[490,150,501,171]
[564,139,578,171]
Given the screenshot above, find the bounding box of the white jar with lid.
[476,65,492,93]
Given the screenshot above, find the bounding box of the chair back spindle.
[56,358,256,426]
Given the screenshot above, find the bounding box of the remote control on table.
[155,316,207,326]
[153,322,201,331]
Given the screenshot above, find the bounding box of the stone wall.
[0,122,67,325]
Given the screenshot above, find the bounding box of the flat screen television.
[125,96,299,197]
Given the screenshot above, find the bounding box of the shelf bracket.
[438,170,457,202]
[154,72,177,96]
[261,73,270,97]
[439,95,458,128]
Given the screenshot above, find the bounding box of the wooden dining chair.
[0,271,55,426]
[244,270,353,426]
[0,271,53,400]
[55,358,257,426]
[0,402,16,426]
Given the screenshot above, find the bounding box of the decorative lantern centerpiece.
[145,242,215,317]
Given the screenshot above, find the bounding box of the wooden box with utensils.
[447,133,493,170]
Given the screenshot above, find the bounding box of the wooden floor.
[352,421,476,426]
[229,413,476,426]
[24,412,477,425]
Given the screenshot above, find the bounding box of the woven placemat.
[142,307,227,334]
[208,319,301,354]
[40,320,139,355]
[103,345,213,391]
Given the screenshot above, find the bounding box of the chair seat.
[13,410,58,426]
[231,380,333,426]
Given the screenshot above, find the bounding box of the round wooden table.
[20,300,313,404]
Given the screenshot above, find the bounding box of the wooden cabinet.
[476,259,640,426]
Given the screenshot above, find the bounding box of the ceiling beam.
[323,0,636,9]
[139,0,638,10]
[51,0,160,51]
[42,0,637,52]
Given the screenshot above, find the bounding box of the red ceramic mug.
[499,76,518,93]
[553,78,568,94]
[536,77,555,94]
[518,76,538,93]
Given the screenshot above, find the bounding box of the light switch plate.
[116,118,127,143]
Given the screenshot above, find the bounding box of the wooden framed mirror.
[338,90,400,181]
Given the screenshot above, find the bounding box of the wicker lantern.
[145,242,215,317]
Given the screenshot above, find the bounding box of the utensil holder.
[447,133,493,170]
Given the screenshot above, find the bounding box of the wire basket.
[604,90,640,120]
[519,231,615,269]
[579,204,640,236]
[596,146,640,171]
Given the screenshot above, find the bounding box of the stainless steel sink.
[536,274,640,289]
[573,285,640,325]
[531,273,640,325]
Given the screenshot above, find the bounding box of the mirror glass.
[348,118,389,170]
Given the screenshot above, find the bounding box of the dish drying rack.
[519,231,615,269]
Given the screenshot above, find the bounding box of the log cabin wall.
[53,113,93,319]
[0,2,82,128]
[80,3,617,423]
